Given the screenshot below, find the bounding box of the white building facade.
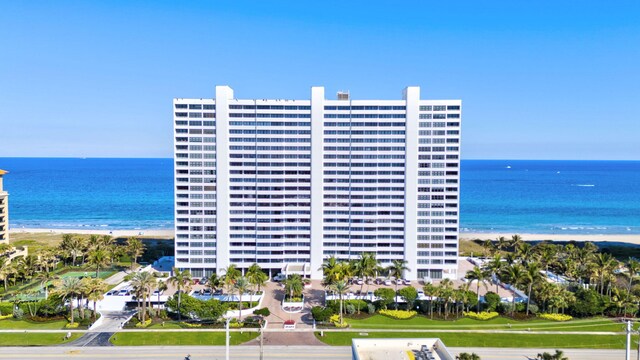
[173,86,461,281]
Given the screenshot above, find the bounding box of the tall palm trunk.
[526,283,533,315]
[177,287,182,321]
[238,292,243,321]
[69,297,75,324]
[476,282,481,313]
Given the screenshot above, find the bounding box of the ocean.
[0,158,638,234]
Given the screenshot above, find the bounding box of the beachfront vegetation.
[468,235,640,318]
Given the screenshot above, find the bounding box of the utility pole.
[627,320,632,360]
[259,321,264,360]
[226,317,230,360]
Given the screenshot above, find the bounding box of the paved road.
[0,346,627,360]
[448,347,626,360]
[0,346,351,360]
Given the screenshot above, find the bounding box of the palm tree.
[423,283,437,319]
[168,267,192,321]
[246,263,267,294]
[523,262,542,315]
[485,254,503,293]
[496,236,509,251]
[594,253,616,295]
[131,272,156,323]
[222,264,241,292]
[457,352,481,360]
[536,350,568,360]
[207,273,223,294]
[320,256,340,286]
[233,276,250,321]
[53,277,83,324]
[283,274,304,300]
[510,234,523,251]
[465,267,489,312]
[387,259,409,309]
[87,248,110,278]
[155,280,168,314]
[501,264,526,315]
[330,280,350,324]
[86,278,108,319]
[126,237,146,271]
[35,270,57,299]
[0,259,11,291]
[627,258,640,292]
[439,278,454,319]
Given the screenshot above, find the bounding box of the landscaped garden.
[311,239,640,348]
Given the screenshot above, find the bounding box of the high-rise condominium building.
[0,169,8,243]
[173,86,461,280]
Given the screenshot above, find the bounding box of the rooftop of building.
[352,338,454,360]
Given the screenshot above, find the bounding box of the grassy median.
[316,331,634,349]
[0,319,69,330]
[346,316,626,332]
[109,331,259,346]
[0,333,82,346]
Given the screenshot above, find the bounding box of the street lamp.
[225,317,231,360]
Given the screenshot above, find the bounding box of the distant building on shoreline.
[0,169,8,243]
[172,86,462,280]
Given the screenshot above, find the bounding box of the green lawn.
[316,331,635,349]
[109,331,259,346]
[0,333,82,346]
[346,315,625,332]
[148,322,183,329]
[0,318,68,330]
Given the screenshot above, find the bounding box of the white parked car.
[396,279,403,285]
[355,279,364,285]
[402,279,411,285]
[384,279,392,286]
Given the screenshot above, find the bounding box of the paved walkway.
[64,310,136,347]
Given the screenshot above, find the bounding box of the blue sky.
[1,1,638,159]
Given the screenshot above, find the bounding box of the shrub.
[181,322,202,328]
[311,306,335,322]
[463,311,499,320]
[374,288,396,310]
[135,319,152,328]
[539,313,572,322]
[345,304,356,315]
[367,303,376,315]
[253,307,270,317]
[483,292,501,312]
[379,309,417,320]
[329,314,348,328]
[527,304,539,315]
[13,307,24,320]
[327,299,367,313]
[229,320,244,328]
[398,286,418,309]
[0,314,12,320]
[570,288,605,317]
[65,322,80,328]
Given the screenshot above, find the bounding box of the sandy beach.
[9,228,174,238]
[461,232,640,245]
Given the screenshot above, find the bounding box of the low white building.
[352,338,454,360]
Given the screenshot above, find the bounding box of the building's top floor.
[173,86,461,107]
[0,169,7,192]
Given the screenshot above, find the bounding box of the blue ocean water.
[0,158,638,234]
[0,158,174,230]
